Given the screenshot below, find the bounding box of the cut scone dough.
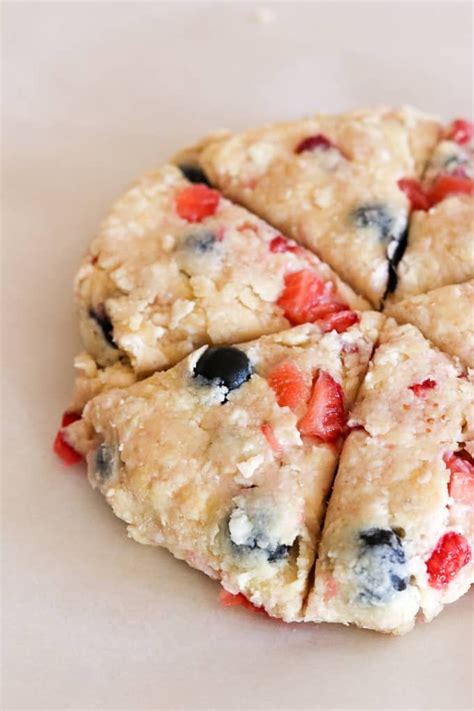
[68,315,383,621]
[306,320,474,634]
[385,280,474,367]
[76,165,367,376]
[175,107,441,306]
[67,353,137,414]
[390,124,474,301]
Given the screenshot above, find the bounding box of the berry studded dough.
[75,165,368,375]
[55,107,474,635]
[390,121,474,301]
[305,320,474,634]
[385,280,474,368]
[69,316,382,621]
[175,107,441,306]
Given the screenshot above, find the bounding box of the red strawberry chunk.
[61,411,82,427]
[268,361,310,412]
[295,133,345,156]
[298,371,345,442]
[444,452,474,506]
[447,119,474,145]
[53,411,84,466]
[175,184,220,222]
[260,423,282,454]
[409,378,437,397]
[398,178,431,211]
[426,532,472,589]
[277,269,347,325]
[318,310,359,334]
[269,235,300,253]
[219,589,267,615]
[53,431,83,466]
[427,174,474,206]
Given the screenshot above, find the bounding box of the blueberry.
[355,527,408,604]
[352,204,408,299]
[89,308,116,348]
[194,346,252,393]
[352,204,399,242]
[267,544,291,563]
[183,230,217,254]
[384,225,408,296]
[95,443,118,482]
[178,163,212,187]
[227,506,292,563]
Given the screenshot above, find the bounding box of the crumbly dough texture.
[71,316,382,622]
[75,165,367,375]
[390,138,474,301]
[385,280,474,368]
[305,320,474,634]
[62,107,474,634]
[176,107,441,305]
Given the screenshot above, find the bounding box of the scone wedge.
[68,314,383,621]
[306,320,474,634]
[76,165,367,376]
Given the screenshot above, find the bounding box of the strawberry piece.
[426,532,472,589]
[219,589,267,615]
[427,174,474,205]
[409,378,437,397]
[277,269,347,325]
[53,431,83,465]
[398,178,431,211]
[175,184,220,222]
[260,423,282,454]
[318,310,359,334]
[298,371,345,442]
[447,119,474,145]
[61,411,82,427]
[295,133,345,156]
[444,452,474,506]
[53,411,84,466]
[268,361,310,412]
[269,235,300,253]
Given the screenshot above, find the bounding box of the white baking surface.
[2,2,473,709]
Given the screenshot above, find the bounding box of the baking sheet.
[3,2,473,709]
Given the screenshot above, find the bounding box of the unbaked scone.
[175,107,441,306]
[76,165,368,375]
[385,280,474,367]
[67,314,383,621]
[305,320,473,634]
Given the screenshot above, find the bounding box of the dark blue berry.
[194,346,252,393]
[384,225,408,296]
[183,230,217,253]
[227,509,292,563]
[89,308,116,348]
[352,204,399,242]
[356,527,408,603]
[267,544,291,562]
[178,163,212,187]
[95,443,117,481]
